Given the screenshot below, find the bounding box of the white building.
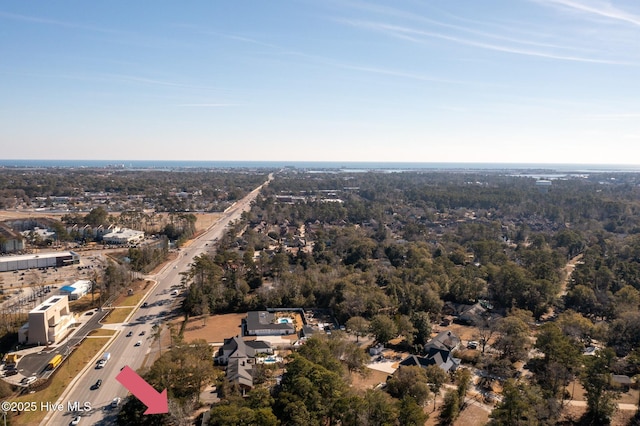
[102,227,145,245]
[0,251,80,272]
[18,296,74,345]
[59,280,92,300]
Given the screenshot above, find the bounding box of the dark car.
[142,302,148,308]
[126,331,133,337]
[5,369,18,377]
[91,379,102,390]
[139,331,146,336]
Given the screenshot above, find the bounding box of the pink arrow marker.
[116,366,168,415]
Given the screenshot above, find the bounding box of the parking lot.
[0,252,108,313]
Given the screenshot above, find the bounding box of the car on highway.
[139,331,145,336]
[91,379,102,390]
[111,397,121,408]
[126,331,133,337]
[70,416,81,425]
[134,341,142,347]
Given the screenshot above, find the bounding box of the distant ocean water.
[0,159,638,173]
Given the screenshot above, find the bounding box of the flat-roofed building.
[59,280,92,300]
[18,295,74,345]
[102,227,144,245]
[0,251,80,272]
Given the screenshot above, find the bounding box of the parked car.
[22,376,37,385]
[5,369,18,377]
[111,397,121,408]
[142,302,148,308]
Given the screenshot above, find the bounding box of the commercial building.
[59,280,92,300]
[18,295,74,345]
[0,223,25,253]
[102,227,145,245]
[0,251,80,272]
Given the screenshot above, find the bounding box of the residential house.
[215,336,272,365]
[215,336,273,392]
[398,330,461,373]
[244,311,296,336]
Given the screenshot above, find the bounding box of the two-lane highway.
[42,175,272,426]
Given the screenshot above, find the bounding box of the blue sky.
[1,0,639,164]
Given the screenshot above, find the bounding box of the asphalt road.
[42,176,272,426]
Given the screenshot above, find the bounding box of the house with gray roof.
[215,336,273,391]
[398,330,461,373]
[215,336,272,365]
[244,311,295,336]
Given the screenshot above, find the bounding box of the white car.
[111,397,121,408]
[22,376,37,385]
[70,416,81,425]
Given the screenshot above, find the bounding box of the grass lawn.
[117,292,145,307]
[101,307,134,324]
[11,337,110,426]
[68,293,102,313]
[87,329,116,337]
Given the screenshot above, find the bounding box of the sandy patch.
[367,361,399,374]
[350,369,389,391]
[177,313,246,344]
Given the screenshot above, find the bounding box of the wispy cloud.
[176,103,239,107]
[339,19,633,65]
[0,10,123,34]
[333,0,580,51]
[101,74,221,91]
[335,63,475,85]
[532,0,640,27]
[181,26,479,85]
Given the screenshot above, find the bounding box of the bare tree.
[476,315,496,354]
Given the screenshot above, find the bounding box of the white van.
[22,376,37,385]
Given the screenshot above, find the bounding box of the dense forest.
[167,170,640,425]
[0,168,269,212]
